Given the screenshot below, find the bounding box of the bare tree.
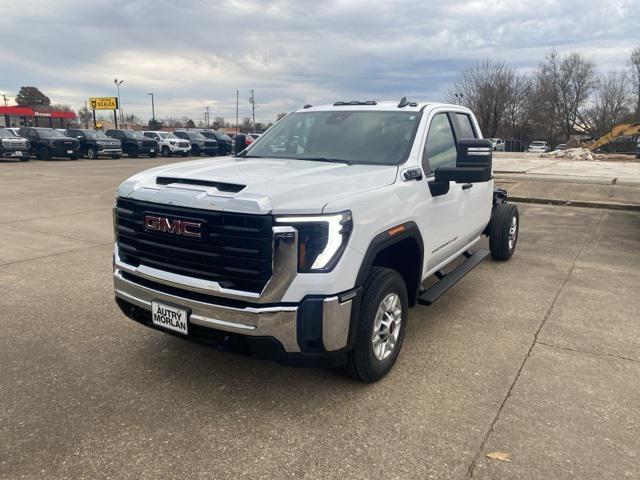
[537,50,596,140]
[579,71,631,138]
[449,59,520,138]
[630,45,640,116]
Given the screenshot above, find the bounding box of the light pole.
[147,93,155,123]
[114,79,124,123]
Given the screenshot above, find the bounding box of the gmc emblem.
[144,215,202,238]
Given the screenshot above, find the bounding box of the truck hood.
[118,156,398,214]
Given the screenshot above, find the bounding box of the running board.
[418,249,490,306]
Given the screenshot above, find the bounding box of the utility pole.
[235,90,239,136]
[2,94,7,107]
[114,79,124,123]
[249,89,256,132]
[205,106,210,129]
[147,93,155,122]
[84,100,89,129]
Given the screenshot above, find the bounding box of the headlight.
[275,211,352,273]
[169,141,176,145]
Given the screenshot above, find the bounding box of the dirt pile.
[540,148,603,161]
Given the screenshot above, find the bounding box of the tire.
[162,146,171,157]
[345,267,408,382]
[111,154,121,159]
[191,145,200,156]
[86,146,97,159]
[181,152,188,157]
[489,203,519,261]
[127,146,138,158]
[69,153,80,160]
[39,146,51,160]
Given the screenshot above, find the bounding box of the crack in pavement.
[463,210,605,479]
[537,341,640,365]
[0,242,112,268]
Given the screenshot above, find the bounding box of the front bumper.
[98,147,123,156]
[1,149,30,158]
[112,222,356,364]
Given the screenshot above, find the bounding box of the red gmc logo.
[144,215,202,238]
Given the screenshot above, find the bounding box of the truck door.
[450,112,493,244]
[417,112,467,272]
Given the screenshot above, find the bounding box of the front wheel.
[127,146,138,158]
[86,146,97,159]
[162,146,171,157]
[39,146,51,160]
[489,203,519,261]
[345,267,408,382]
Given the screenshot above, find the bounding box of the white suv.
[113,99,519,382]
[528,140,549,153]
[143,131,191,157]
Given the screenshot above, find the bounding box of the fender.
[354,221,425,306]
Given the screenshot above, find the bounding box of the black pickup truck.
[201,131,233,155]
[66,129,122,159]
[0,128,31,161]
[105,129,158,158]
[18,127,80,160]
[173,130,218,156]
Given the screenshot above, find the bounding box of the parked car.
[173,131,218,156]
[248,133,262,140]
[528,141,549,153]
[66,129,122,159]
[636,139,639,159]
[18,127,80,160]
[112,99,519,382]
[488,138,504,151]
[200,131,233,155]
[0,128,31,161]
[143,131,191,157]
[105,129,158,158]
[554,144,567,151]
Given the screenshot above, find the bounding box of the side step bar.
[418,249,490,306]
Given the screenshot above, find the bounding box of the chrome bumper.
[113,224,354,353]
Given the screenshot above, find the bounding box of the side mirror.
[428,139,492,197]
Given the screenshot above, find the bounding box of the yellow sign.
[89,97,118,110]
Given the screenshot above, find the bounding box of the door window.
[454,113,477,139]
[422,113,457,174]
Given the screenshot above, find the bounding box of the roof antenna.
[397,96,410,108]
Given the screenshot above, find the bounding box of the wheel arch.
[355,222,424,307]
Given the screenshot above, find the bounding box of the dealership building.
[0,106,76,129]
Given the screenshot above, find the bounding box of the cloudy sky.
[0,0,637,123]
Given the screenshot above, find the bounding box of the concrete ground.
[1,157,639,479]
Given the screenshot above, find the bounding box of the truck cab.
[113,99,519,382]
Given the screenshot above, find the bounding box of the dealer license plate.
[151,301,189,335]
[66,150,73,154]
[150,148,155,153]
[14,152,22,156]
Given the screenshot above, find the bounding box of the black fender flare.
[355,221,424,305]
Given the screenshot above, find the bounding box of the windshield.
[84,131,109,140]
[246,110,421,165]
[0,129,16,138]
[531,141,545,146]
[124,131,145,139]
[159,132,179,139]
[39,129,67,138]
[186,132,206,140]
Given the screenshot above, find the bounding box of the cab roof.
[296,100,466,114]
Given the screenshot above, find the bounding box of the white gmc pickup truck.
[113,98,519,382]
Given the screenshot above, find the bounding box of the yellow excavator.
[585,122,640,154]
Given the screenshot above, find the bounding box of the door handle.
[462,183,473,190]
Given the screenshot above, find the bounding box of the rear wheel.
[345,267,408,382]
[489,203,519,261]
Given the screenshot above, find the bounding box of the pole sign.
[89,97,118,110]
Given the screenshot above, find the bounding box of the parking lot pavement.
[1,159,639,479]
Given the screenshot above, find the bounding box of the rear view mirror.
[428,139,492,197]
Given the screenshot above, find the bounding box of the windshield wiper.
[300,157,353,165]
